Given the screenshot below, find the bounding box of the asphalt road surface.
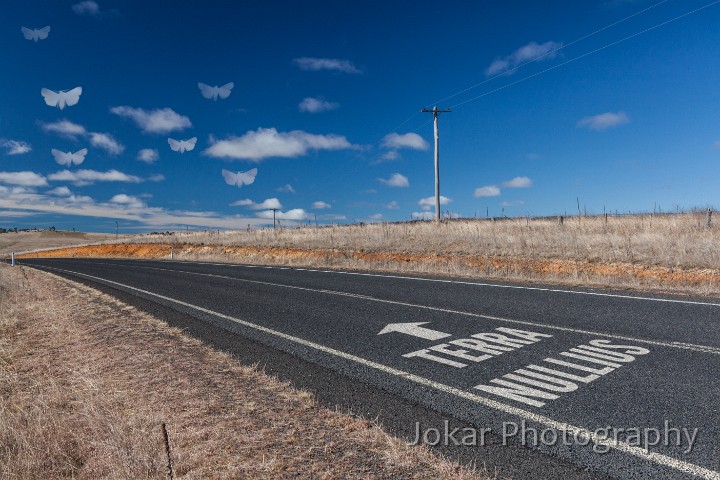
[18,257,720,479]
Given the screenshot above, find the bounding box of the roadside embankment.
[21,240,720,297]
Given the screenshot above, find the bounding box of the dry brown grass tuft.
[0,264,487,479]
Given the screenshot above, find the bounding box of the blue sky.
[1,0,719,232]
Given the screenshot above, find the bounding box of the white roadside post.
[11,252,15,267]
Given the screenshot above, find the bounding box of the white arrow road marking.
[378,322,451,340]
[30,264,720,479]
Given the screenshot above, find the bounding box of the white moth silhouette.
[21,26,50,42]
[41,87,82,109]
[168,137,197,153]
[198,82,234,101]
[222,168,257,188]
[51,148,87,166]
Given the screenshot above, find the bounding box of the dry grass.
[131,213,719,270]
[0,230,122,256]
[0,264,487,479]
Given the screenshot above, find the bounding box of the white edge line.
[31,263,720,480]
[37,257,720,307]
[187,260,720,307]
[52,259,720,355]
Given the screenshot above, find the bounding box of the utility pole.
[271,208,278,229]
[421,106,451,223]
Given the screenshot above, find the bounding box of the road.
[18,257,720,479]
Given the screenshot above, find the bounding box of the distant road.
[20,258,720,479]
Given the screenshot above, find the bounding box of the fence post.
[170,243,174,260]
[707,208,713,228]
[558,215,563,226]
[11,252,15,267]
[161,423,174,480]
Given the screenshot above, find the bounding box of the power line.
[450,0,720,109]
[427,0,672,107]
[295,0,720,211]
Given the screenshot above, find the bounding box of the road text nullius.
[402,328,650,407]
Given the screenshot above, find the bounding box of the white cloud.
[418,195,451,211]
[413,210,459,220]
[502,176,533,188]
[65,194,94,204]
[0,171,47,187]
[256,208,309,221]
[230,198,282,210]
[500,200,524,207]
[42,119,87,138]
[1,140,32,155]
[109,194,146,209]
[48,169,143,186]
[368,213,384,221]
[276,184,296,193]
[42,119,123,154]
[204,128,354,162]
[0,189,275,230]
[0,186,34,196]
[229,199,253,207]
[474,185,501,197]
[485,40,563,76]
[137,148,159,163]
[293,57,361,74]
[526,152,541,160]
[381,132,428,150]
[47,186,72,196]
[312,201,331,209]
[378,173,409,188]
[385,200,399,209]
[411,211,434,220]
[72,0,100,15]
[713,141,720,150]
[89,132,124,155]
[318,214,346,221]
[299,97,339,113]
[378,150,399,162]
[110,106,192,134]
[0,186,293,230]
[577,111,629,131]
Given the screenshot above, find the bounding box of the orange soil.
[21,243,720,291]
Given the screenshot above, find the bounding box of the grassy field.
[131,212,719,270]
[0,264,485,479]
[0,230,122,256]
